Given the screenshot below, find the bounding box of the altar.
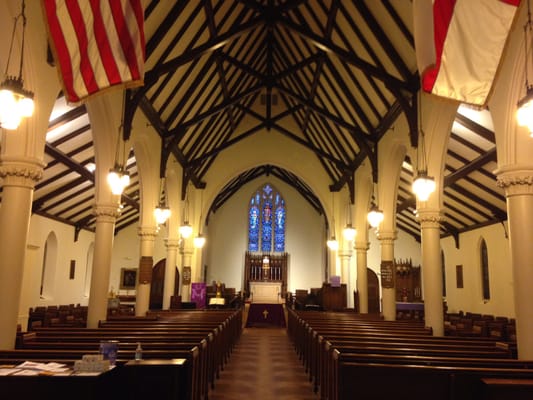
[245,303,286,327]
[249,281,282,304]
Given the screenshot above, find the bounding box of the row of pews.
[287,309,533,400]
[1,309,243,400]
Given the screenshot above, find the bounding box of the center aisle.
[208,327,318,399]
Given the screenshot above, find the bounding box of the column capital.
[93,203,121,223]
[416,208,444,228]
[376,229,397,244]
[338,249,352,258]
[0,157,45,188]
[495,165,533,196]
[137,225,158,239]
[165,238,181,249]
[354,241,370,252]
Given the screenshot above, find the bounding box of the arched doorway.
[367,268,380,314]
[149,259,180,310]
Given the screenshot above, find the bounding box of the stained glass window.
[248,184,285,252]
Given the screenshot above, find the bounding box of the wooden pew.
[3,308,242,400]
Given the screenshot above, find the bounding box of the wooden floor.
[208,326,318,399]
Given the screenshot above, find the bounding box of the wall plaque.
[182,266,191,285]
[381,260,395,289]
[138,256,153,284]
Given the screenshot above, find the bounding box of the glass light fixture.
[107,165,130,196]
[367,177,384,228]
[412,171,436,202]
[327,192,338,250]
[367,204,384,228]
[154,177,171,225]
[342,224,357,241]
[179,222,193,238]
[342,191,356,240]
[193,234,206,249]
[193,190,206,248]
[327,236,339,251]
[412,92,435,201]
[0,0,34,130]
[107,93,129,196]
[179,185,193,238]
[517,0,533,136]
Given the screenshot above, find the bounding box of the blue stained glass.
[248,184,285,253]
[248,205,260,251]
[274,202,285,252]
[262,201,272,252]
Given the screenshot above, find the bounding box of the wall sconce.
[179,186,193,239]
[154,177,171,225]
[367,178,383,228]
[342,191,356,241]
[107,94,130,195]
[0,0,34,130]
[412,93,435,201]
[517,0,533,136]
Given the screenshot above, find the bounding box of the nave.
[209,327,317,400]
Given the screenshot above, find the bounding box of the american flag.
[42,0,145,104]
[414,0,520,106]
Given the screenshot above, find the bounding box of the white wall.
[441,222,514,317]
[19,214,96,329]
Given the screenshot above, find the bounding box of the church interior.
[2,0,533,398]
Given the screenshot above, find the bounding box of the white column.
[417,208,444,336]
[339,248,352,308]
[163,238,180,309]
[376,230,396,321]
[87,204,120,328]
[355,241,369,313]
[496,168,533,358]
[0,159,44,349]
[135,226,158,316]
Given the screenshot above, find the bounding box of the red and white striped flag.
[414,0,520,106]
[42,0,145,104]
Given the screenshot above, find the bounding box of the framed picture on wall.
[120,268,137,290]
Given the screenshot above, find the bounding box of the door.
[367,268,380,314]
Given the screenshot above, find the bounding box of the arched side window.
[480,238,490,300]
[248,184,286,252]
[40,232,58,299]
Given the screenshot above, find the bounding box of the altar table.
[246,303,286,327]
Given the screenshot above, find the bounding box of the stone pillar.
[417,208,444,336]
[376,230,396,321]
[0,159,44,349]
[496,167,533,358]
[163,238,180,309]
[180,243,193,302]
[355,241,369,313]
[87,204,120,328]
[339,248,352,308]
[135,226,158,316]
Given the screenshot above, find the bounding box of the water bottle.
[135,342,143,361]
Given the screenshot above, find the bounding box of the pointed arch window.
[248,184,286,252]
[480,238,490,300]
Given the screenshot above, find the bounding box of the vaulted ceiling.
[10,1,507,243]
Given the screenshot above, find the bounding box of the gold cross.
[262,309,269,319]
